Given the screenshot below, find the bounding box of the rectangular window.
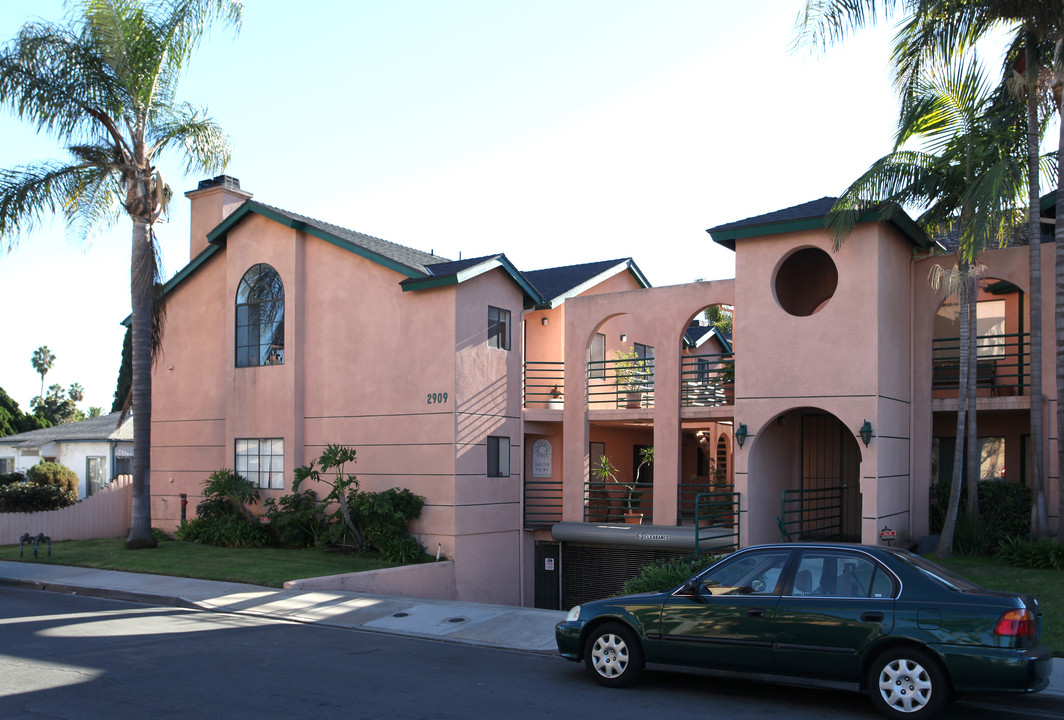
[488,306,511,350]
[0,457,13,474]
[487,436,510,477]
[589,333,606,379]
[235,438,285,489]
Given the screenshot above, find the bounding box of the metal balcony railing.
[524,477,563,528]
[523,361,564,408]
[587,357,655,409]
[583,479,653,523]
[931,332,1029,397]
[680,353,733,408]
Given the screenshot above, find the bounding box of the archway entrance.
[797,414,862,541]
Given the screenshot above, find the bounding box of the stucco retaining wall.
[283,560,457,601]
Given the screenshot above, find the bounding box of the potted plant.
[591,454,645,524]
[613,348,649,408]
[627,446,654,524]
[547,384,563,409]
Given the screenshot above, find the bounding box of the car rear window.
[891,552,983,592]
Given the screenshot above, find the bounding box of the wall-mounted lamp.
[620,333,627,343]
[735,423,748,448]
[541,317,548,326]
[859,420,873,447]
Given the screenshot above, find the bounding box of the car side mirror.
[678,578,702,596]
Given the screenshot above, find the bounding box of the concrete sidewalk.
[0,559,1059,704]
[0,560,565,653]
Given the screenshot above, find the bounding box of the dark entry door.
[801,414,861,541]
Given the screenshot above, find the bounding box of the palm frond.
[148,101,232,173]
[0,161,117,248]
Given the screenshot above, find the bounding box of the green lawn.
[932,555,1063,655]
[0,537,406,588]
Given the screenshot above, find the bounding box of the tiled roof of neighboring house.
[523,258,651,308]
[684,322,732,353]
[0,412,133,448]
[707,197,937,251]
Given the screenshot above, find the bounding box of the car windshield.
[889,551,982,592]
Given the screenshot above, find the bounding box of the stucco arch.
[743,407,865,546]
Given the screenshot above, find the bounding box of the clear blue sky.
[0,0,907,411]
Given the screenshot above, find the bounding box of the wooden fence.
[0,475,132,545]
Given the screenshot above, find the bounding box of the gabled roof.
[399,253,543,304]
[0,412,133,448]
[209,200,451,278]
[683,322,732,353]
[707,197,936,251]
[523,258,651,309]
[148,199,547,317]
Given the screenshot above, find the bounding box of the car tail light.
[994,609,1037,637]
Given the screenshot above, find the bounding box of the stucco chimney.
[185,175,253,259]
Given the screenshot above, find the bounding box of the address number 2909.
[427,392,449,405]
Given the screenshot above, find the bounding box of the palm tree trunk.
[965,280,979,519]
[1026,38,1048,537]
[938,266,970,557]
[1057,78,1064,542]
[126,217,157,549]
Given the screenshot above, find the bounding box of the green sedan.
[556,543,1052,720]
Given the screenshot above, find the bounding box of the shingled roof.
[707,197,935,251]
[0,412,133,448]
[209,200,453,278]
[522,258,650,308]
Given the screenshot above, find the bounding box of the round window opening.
[774,247,838,317]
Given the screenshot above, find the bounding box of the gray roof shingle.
[0,412,133,447]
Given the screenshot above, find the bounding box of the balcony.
[680,353,733,408]
[523,361,564,409]
[931,333,1028,398]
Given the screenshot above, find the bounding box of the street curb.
[0,577,199,610]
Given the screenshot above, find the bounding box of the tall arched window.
[236,264,285,367]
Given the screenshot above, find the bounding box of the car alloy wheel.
[584,622,643,688]
[868,648,948,720]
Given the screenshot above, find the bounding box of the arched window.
[236,264,284,367]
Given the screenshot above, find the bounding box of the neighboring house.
[151,176,1061,610]
[0,412,134,497]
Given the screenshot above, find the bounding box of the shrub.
[263,488,329,548]
[26,461,78,494]
[0,471,26,487]
[996,535,1064,570]
[381,535,426,563]
[349,487,425,552]
[621,553,719,595]
[181,468,268,547]
[929,480,1031,555]
[175,515,272,548]
[0,482,78,512]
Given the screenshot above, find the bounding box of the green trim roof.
[707,197,936,250]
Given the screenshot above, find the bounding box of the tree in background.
[112,325,131,413]
[31,383,83,425]
[30,346,55,397]
[0,387,46,437]
[0,0,242,549]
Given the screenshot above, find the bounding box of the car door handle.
[747,608,766,617]
[861,612,885,622]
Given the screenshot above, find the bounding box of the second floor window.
[236,264,285,367]
[488,306,510,350]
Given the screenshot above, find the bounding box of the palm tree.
[0,0,241,549]
[30,346,55,397]
[826,54,1027,554]
[798,0,1061,539]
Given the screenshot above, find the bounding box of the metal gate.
[779,414,861,541]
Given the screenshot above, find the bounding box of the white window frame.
[235,438,285,489]
[487,436,510,477]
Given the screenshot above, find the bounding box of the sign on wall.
[532,439,552,478]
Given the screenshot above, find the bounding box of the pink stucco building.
[150,176,1061,609]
